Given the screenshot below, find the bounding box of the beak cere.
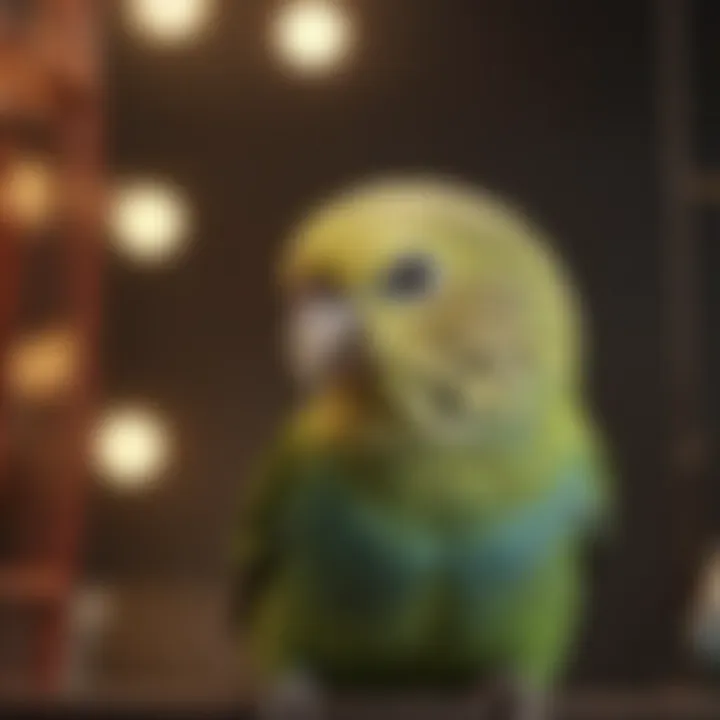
[286,296,359,387]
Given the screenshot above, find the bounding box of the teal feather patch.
[449,468,595,604]
[286,464,594,625]
[290,477,437,621]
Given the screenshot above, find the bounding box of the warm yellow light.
[124,0,215,45]
[1,157,56,231]
[689,546,720,664]
[110,180,192,267]
[6,328,77,402]
[271,0,355,76]
[92,406,172,491]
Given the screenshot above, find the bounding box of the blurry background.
[0,0,719,708]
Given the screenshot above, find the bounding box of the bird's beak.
[285,294,360,389]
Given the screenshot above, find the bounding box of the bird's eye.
[381,254,439,300]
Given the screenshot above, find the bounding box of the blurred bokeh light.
[123,0,215,46]
[91,406,172,491]
[109,179,192,267]
[6,327,78,403]
[689,546,720,668]
[271,0,355,76]
[0,157,56,233]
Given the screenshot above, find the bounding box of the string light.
[109,179,192,267]
[271,0,355,76]
[124,0,215,45]
[91,406,172,491]
[6,328,77,402]
[1,157,56,232]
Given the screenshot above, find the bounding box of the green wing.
[230,430,299,629]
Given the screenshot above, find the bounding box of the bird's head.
[279,177,584,446]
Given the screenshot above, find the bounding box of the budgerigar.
[231,178,612,719]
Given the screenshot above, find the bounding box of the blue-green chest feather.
[286,460,594,624]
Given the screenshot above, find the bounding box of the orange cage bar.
[0,0,102,694]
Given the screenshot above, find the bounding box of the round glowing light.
[271,0,355,76]
[124,0,215,45]
[109,180,192,267]
[1,157,56,231]
[689,547,720,664]
[6,328,78,402]
[92,406,172,490]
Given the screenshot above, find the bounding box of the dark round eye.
[382,254,439,300]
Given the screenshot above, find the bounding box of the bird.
[230,177,612,719]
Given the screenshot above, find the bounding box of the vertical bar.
[0,143,20,497]
[36,0,103,692]
[656,0,706,670]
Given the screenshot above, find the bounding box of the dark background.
[88,0,720,687]
[696,0,720,535]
